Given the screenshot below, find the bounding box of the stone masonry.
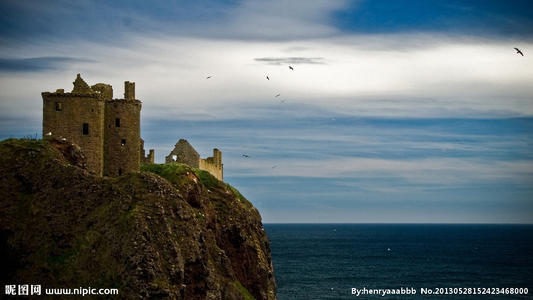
[42,74,154,176]
[166,139,223,181]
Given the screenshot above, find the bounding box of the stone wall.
[124,81,135,100]
[199,159,223,181]
[140,139,155,164]
[91,83,113,99]
[165,139,200,167]
[42,79,106,176]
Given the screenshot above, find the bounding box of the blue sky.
[1,0,532,223]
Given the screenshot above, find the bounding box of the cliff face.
[0,139,276,299]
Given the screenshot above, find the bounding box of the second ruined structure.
[166,139,223,181]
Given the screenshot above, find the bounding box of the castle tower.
[42,74,148,177]
[42,74,106,176]
[103,81,142,176]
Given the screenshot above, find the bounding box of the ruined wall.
[91,83,113,99]
[199,149,223,181]
[165,139,200,167]
[103,97,142,176]
[42,76,105,176]
[166,140,223,181]
[145,149,155,164]
[140,139,155,164]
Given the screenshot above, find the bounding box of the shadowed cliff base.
[0,138,276,299]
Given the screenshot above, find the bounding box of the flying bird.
[272,165,277,169]
[514,47,524,56]
[242,154,250,158]
[45,132,52,136]
[275,93,281,97]
[289,66,294,70]
[266,76,270,80]
[206,76,212,79]
[280,100,286,104]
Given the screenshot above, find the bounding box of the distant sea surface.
[264,224,533,299]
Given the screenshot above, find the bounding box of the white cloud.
[227,156,533,185]
[192,0,351,40]
[2,12,533,126]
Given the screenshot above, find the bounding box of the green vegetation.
[233,280,256,300]
[193,168,218,189]
[142,162,253,210]
[141,163,188,182]
[0,138,45,153]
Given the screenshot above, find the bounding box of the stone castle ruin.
[42,74,224,181]
[42,74,154,176]
[166,139,223,181]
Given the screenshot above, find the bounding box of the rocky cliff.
[0,138,276,299]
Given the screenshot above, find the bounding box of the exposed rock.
[0,138,276,299]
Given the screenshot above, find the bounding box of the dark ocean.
[264,224,533,299]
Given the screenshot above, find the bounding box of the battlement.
[166,139,223,181]
[42,74,154,177]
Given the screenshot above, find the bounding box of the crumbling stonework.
[42,74,154,177]
[199,148,223,181]
[91,83,113,99]
[166,139,200,167]
[140,139,155,164]
[166,139,223,181]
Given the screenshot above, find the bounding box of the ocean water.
[264,224,533,299]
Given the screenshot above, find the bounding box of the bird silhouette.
[275,93,281,97]
[242,154,250,158]
[280,100,286,103]
[272,165,277,169]
[514,48,524,56]
[289,66,294,70]
[266,76,270,80]
[206,76,212,79]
